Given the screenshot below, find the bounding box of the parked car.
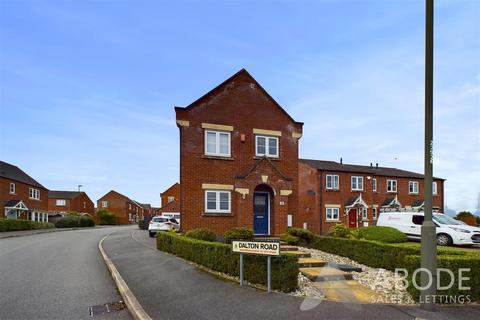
[148,216,180,237]
[377,211,480,246]
[161,213,181,227]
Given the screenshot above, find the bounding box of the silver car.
[148,216,180,237]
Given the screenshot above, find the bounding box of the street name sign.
[232,240,280,256]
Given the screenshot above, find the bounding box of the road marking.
[98,234,153,320]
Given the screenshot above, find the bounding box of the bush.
[356,226,407,243]
[157,232,298,292]
[0,219,55,232]
[138,219,147,230]
[328,224,351,238]
[97,210,116,225]
[224,228,254,244]
[54,215,95,228]
[185,228,217,242]
[280,233,299,245]
[286,227,314,246]
[456,211,477,226]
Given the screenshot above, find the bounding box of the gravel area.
[297,247,416,305]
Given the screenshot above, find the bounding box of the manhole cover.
[89,301,125,317]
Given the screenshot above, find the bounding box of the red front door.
[348,209,357,228]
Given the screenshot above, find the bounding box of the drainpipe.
[319,170,323,235]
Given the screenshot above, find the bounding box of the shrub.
[0,219,54,232]
[97,210,117,225]
[328,223,351,238]
[286,227,314,246]
[185,228,217,242]
[55,215,95,228]
[224,228,254,244]
[79,216,95,227]
[356,226,407,243]
[456,211,477,226]
[280,233,299,245]
[157,232,298,292]
[138,219,147,230]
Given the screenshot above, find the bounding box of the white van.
[377,211,480,246]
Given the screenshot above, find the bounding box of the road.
[103,228,480,320]
[0,227,132,320]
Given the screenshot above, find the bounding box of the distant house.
[1,160,50,222]
[160,182,179,207]
[48,191,95,218]
[96,190,145,224]
[139,203,153,218]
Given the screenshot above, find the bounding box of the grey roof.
[412,199,425,207]
[382,198,396,206]
[4,200,22,208]
[345,196,358,206]
[48,191,83,199]
[300,159,445,180]
[0,161,46,188]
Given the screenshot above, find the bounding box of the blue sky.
[0,0,478,211]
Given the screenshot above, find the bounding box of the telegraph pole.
[420,0,437,311]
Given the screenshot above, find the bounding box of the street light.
[420,0,437,311]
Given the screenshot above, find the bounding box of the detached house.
[48,191,95,216]
[298,159,445,234]
[96,190,145,224]
[155,183,180,220]
[175,69,303,236]
[1,160,49,222]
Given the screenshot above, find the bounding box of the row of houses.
[0,160,173,224]
[173,69,445,236]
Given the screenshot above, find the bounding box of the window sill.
[387,191,397,194]
[325,189,340,192]
[325,220,340,222]
[253,156,280,161]
[351,190,363,192]
[409,193,419,195]
[202,213,234,217]
[9,193,17,195]
[202,155,234,161]
[29,198,41,201]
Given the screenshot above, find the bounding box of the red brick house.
[160,182,179,207]
[1,160,50,222]
[48,191,95,217]
[175,69,303,236]
[298,159,445,234]
[96,190,145,224]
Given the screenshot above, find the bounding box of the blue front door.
[253,193,269,235]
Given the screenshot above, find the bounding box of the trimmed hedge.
[54,215,95,228]
[224,228,254,244]
[185,228,217,242]
[0,219,54,232]
[97,210,117,225]
[157,232,298,292]
[328,223,351,238]
[138,219,148,230]
[286,227,314,246]
[356,226,407,243]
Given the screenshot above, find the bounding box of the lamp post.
[420,0,437,311]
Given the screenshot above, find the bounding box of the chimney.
[370,163,373,167]
[376,163,378,169]
[340,157,343,165]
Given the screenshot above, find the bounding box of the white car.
[148,216,180,237]
[161,213,181,227]
[377,211,480,246]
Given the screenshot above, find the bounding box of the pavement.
[0,225,116,239]
[0,226,132,320]
[102,227,480,320]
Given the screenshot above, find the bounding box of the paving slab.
[298,257,326,268]
[300,267,353,281]
[313,280,377,303]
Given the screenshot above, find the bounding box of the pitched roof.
[157,199,180,213]
[412,199,425,207]
[160,183,179,196]
[175,69,303,126]
[300,159,445,180]
[48,190,83,199]
[0,160,46,188]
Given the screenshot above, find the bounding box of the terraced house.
[175,69,303,236]
[298,159,445,234]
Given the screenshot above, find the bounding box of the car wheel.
[437,233,452,246]
[149,231,155,238]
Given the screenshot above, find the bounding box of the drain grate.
[89,301,125,317]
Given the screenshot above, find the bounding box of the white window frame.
[433,182,438,195]
[205,190,231,214]
[29,188,40,200]
[351,176,364,191]
[362,208,368,220]
[204,130,231,157]
[56,199,66,206]
[372,208,377,220]
[255,135,279,158]
[409,181,419,194]
[326,207,340,221]
[101,201,108,208]
[326,174,339,190]
[372,178,377,192]
[9,183,16,194]
[387,179,397,193]
[167,196,175,203]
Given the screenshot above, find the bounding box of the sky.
[0,0,479,211]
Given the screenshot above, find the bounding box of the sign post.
[232,240,281,293]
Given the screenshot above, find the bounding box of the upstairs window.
[9,183,16,194]
[205,190,231,214]
[351,176,363,191]
[372,178,377,192]
[101,201,108,208]
[387,180,397,193]
[168,196,175,203]
[56,199,66,206]
[205,130,230,157]
[409,181,419,194]
[255,136,279,158]
[326,175,339,190]
[433,182,438,195]
[29,188,40,200]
